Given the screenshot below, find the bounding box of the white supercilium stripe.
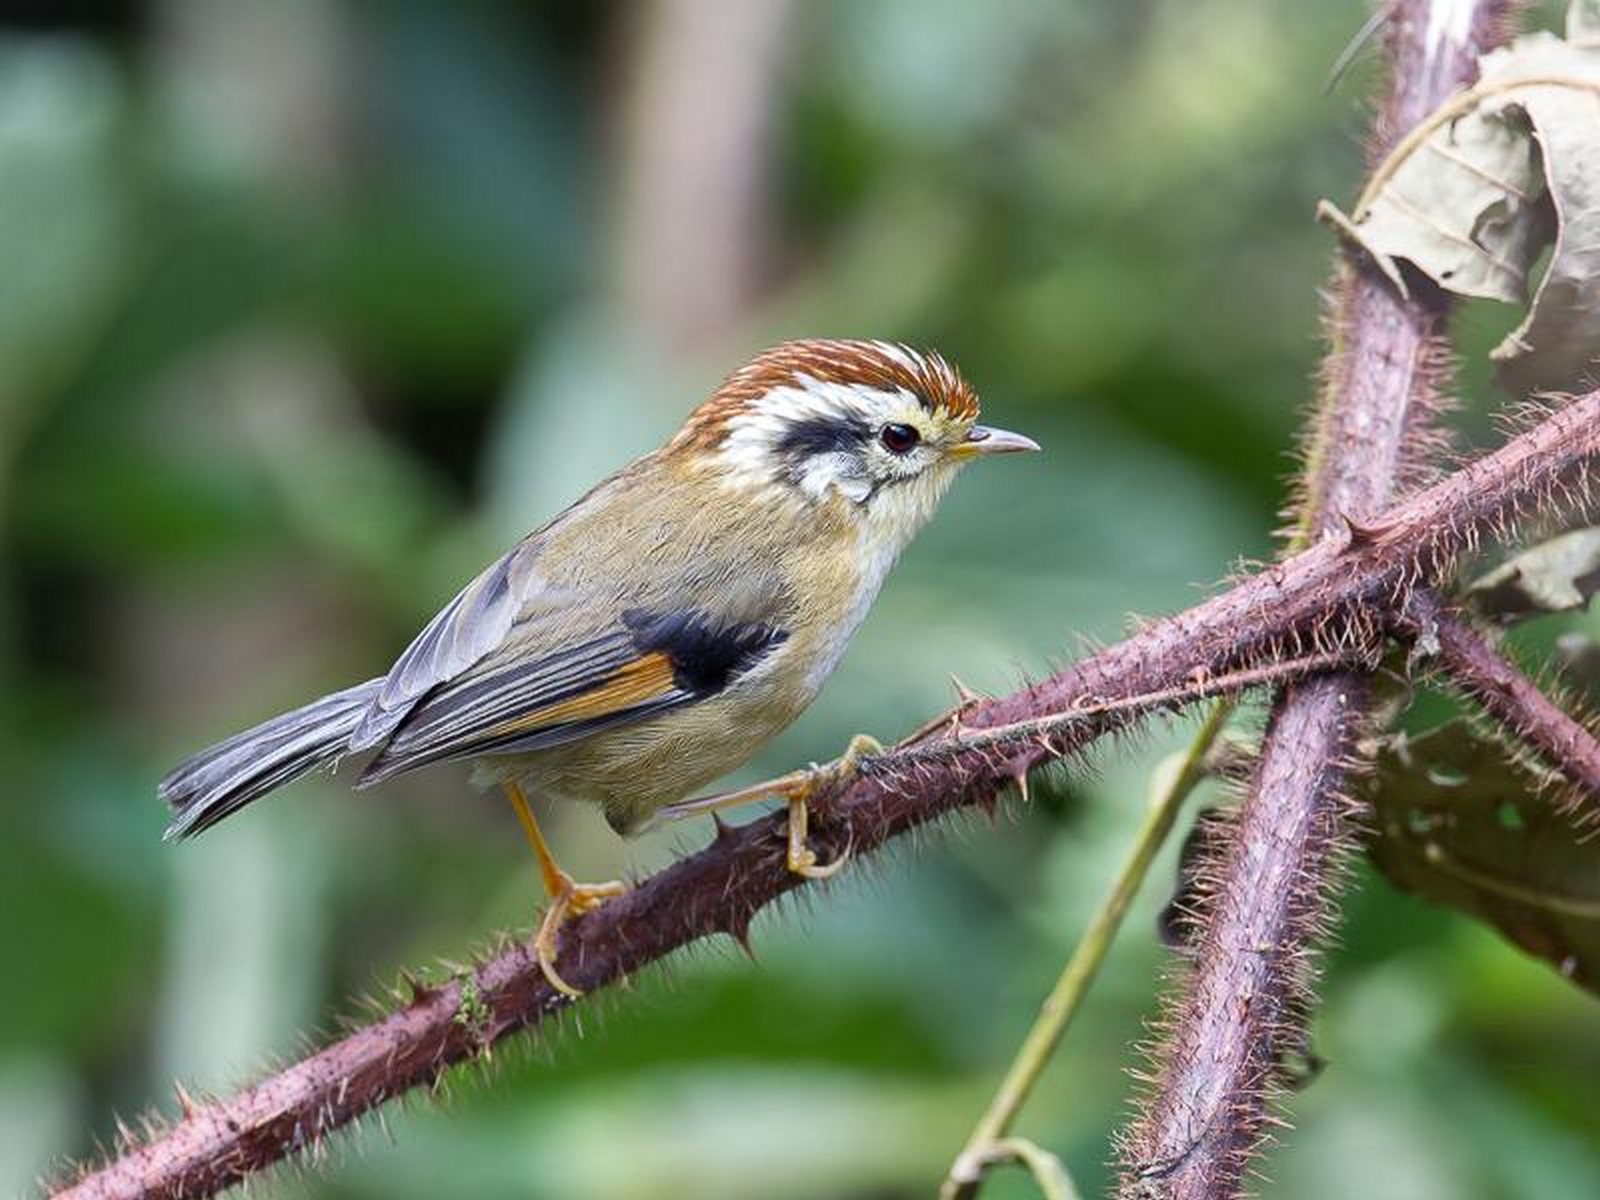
[717,376,916,498]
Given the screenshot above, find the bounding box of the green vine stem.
[939,700,1236,1200]
[964,1137,1083,1200]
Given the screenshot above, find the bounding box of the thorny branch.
[1402,589,1600,808]
[1118,3,1514,1197]
[56,385,1600,1200]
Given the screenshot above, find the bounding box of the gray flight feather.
[160,678,383,840]
[347,541,538,751]
[356,627,650,783]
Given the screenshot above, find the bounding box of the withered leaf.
[1320,9,1600,394]
[1488,34,1600,395]
[1317,37,1556,304]
[1366,722,1600,998]
[1467,525,1600,621]
[1570,0,1600,47]
[1555,632,1600,695]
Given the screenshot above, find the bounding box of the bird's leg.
[655,734,883,880]
[504,781,626,998]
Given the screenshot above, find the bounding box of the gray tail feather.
[160,678,384,841]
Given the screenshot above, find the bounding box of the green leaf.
[1466,526,1600,621]
[1366,723,1600,998]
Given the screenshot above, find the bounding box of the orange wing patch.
[485,652,679,736]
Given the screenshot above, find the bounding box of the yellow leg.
[505,782,626,998]
[655,734,882,880]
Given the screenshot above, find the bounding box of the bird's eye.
[879,423,921,454]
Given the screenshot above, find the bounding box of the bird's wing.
[348,542,543,750]
[356,606,788,785]
[348,458,794,783]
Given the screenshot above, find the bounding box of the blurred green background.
[3,1,1597,1197]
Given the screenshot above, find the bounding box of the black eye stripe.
[879,423,920,453]
[774,416,869,460]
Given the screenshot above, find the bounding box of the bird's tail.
[160,678,383,840]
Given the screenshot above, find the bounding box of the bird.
[160,338,1039,994]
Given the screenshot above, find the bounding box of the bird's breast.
[783,514,906,694]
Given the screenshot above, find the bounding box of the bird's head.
[671,339,1038,550]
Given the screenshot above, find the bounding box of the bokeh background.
[3,1,1597,1197]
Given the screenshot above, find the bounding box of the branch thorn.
[711,812,740,846]
[1338,511,1390,548]
[950,673,984,705]
[722,909,757,958]
[401,970,435,1007]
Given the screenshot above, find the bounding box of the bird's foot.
[780,733,880,878]
[534,869,628,999]
[503,779,628,998]
[657,733,881,879]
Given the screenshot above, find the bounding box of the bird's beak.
[951,424,1042,459]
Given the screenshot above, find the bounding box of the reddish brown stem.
[1407,589,1600,804]
[55,385,1600,1200]
[1118,3,1513,1195]
[1126,674,1367,1195]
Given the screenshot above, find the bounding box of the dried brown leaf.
[1467,525,1600,620]
[1555,631,1600,692]
[1488,33,1600,394]
[1318,47,1552,302]
[1320,9,1600,393]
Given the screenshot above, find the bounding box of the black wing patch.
[620,608,785,694]
[356,607,787,785]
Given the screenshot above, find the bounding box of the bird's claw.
[786,794,853,878]
[780,733,880,880]
[652,734,881,881]
[534,871,627,999]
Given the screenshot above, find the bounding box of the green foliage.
[1367,723,1600,996]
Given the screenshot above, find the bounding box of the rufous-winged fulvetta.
[161,339,1040,994]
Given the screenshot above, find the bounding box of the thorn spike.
[402,970,434,1006]
[722,909,757,957]
[950,673,982,704]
